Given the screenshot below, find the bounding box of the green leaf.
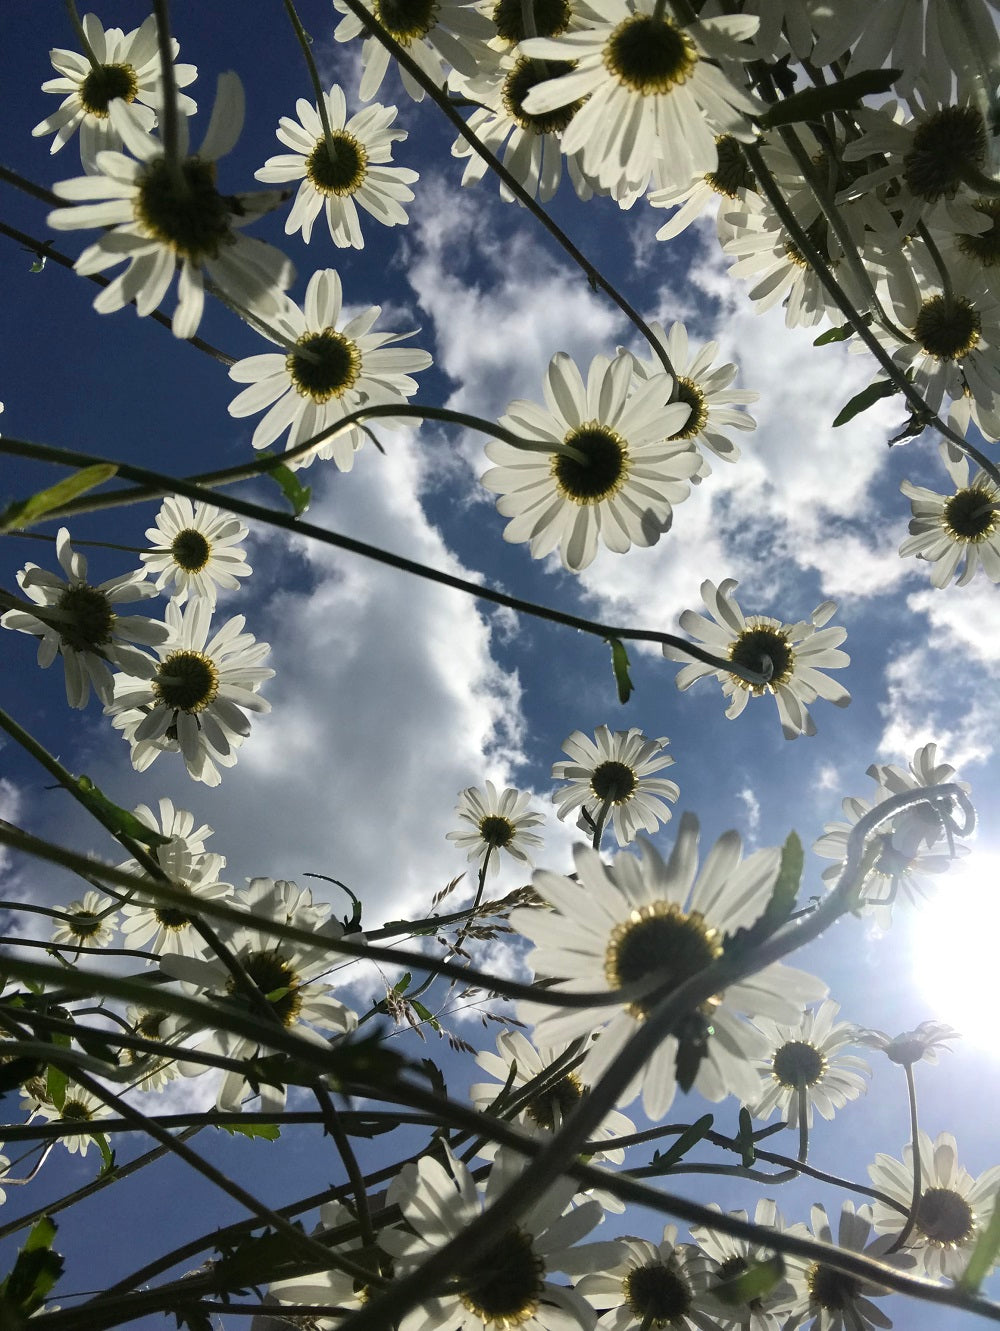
[960,1191,1000,1290]
[74,776,173,850]
[0,1217,64,1316]
[737,1106,756,1168]
[409,999,441,1033]
[93,1133,115,1173]
[832,378,897,427]
[813,322,855,345]
[712,1255,785,1306]
[29,255,47,273]
[0,465,118,533]
[392,972,412,995]
[606,636,634,704]
[216,1121,281,1141]
[650,1115,714,1171]
[759,69,901,128]
[171,1305,214,1331]
[768,832,803,926]
[45,1064,67,1114]
[259,451,311,516]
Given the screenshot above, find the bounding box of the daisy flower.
[332,0,494,104]
[482,351,700,571]
[141,496,251,606]
[749,1000,869,1129]
[690,1199,797,1331]
[131,797,215,858]
[518,0,759,197]
[900,443,1000,586]
[664,579,851,741]
[511,814,826,1119]
[857,1021,960,1067]
[160,878,358,1112]
[813,744,969,929]
[551,725,679,847]
[783,1203,904,1331]
[577,1226,721,1331]
[382,1145,611,1331]
[119,840,234,959]
[451,54,593,203]
[107,598,273,787]
[268,1199,391,1321]
[1,527,167,709]
[628,321,758,467]
[471,1029,635,1162]
[31,1084,111,1156]
[50,890,118,950]
[647,135,758,241]
[227,267,432,469]
[120,1007,187,1092]
[47,73,294,339]
[32,12,197,167]
[255,86,418,248]
[446,780,545,877]
[869,1131,1000,1280]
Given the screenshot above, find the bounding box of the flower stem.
[888,1061,923,1253]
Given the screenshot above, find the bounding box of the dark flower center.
[669,377,707,440]
[170,528,212,572]
[65,910,102,940]
[772,1040,825,1087]
[57,584,115,653]
[287,329,362,403]
[153,650,220,713]
[728,625,794,693]
[606,901,722,1019]
[807,1262,860,1310]
[957,199,1000,267]
[716,1255,749,1281]
[552,424,629,503]
[903,106,987,201]
[913,295,981,360]
[374,0,439,42]
[479,814,516,848]
[604,15,697,94]
[590,760,638,803]
[231,951,303,1026]
[459,1226,544,1323]
[783,217,832,270]
[79,62,139,116]
[944,486,998,541]
[502,59,582,134]
[135,156,234,264]
[706,135,754,197]
[154,906,192,930]
[917,1187,975,1245]
[624,1261,692,1324]
[306,132,369,195]
[524,1071,583,1130]
[493,0,571,41]
[61,1097,93,1122]
[136,1011,167,1039]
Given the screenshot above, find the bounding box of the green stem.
[151,0,182,171]
[888,1060,923,1253]
[63,0,101,69]
[282,0,338,152]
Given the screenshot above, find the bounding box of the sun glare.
[911,853,1000,1050]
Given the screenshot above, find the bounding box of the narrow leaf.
[652,1115,714,1171]
[410,999,442,1033]
[832,379,896,427]
[0,1217,64,1315]
[759,70,901,127]
[738,1106,756,1168]
[0,465,118,532]
[813,322,854,345]
[606,636,634,704]
[960,1191,1000,1290]
[216,1121,281,1141]
[45,1064,67,1114]
[93,1133,115,1173]
[74,776,172,849]
[260,452,311,516]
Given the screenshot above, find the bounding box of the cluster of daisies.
[1,498,269,785]
[32,3,1000,605]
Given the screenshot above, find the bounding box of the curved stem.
[888,1060,923,1253]
[282,0,338,151]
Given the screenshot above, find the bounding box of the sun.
[910,852,1000,1050]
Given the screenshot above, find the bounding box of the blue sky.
[2,2,1000,1328]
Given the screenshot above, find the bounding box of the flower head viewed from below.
[227,266,432,468]
[576,1225,722,1331]
[141,496,251,606]
[447,780,545,876]
[255,85,418,248]
[511,813,826,1118]
[664,579,851,739]
[47,72,294,338]
[749,1000,869,1130]
[482,350,701,570]
[551,725,679,847]
[900,442,1000,586]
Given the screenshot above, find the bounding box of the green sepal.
[759,70,901,128]
[832,378,897,427]
[0,465,118,532]
[606,636,634,704]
